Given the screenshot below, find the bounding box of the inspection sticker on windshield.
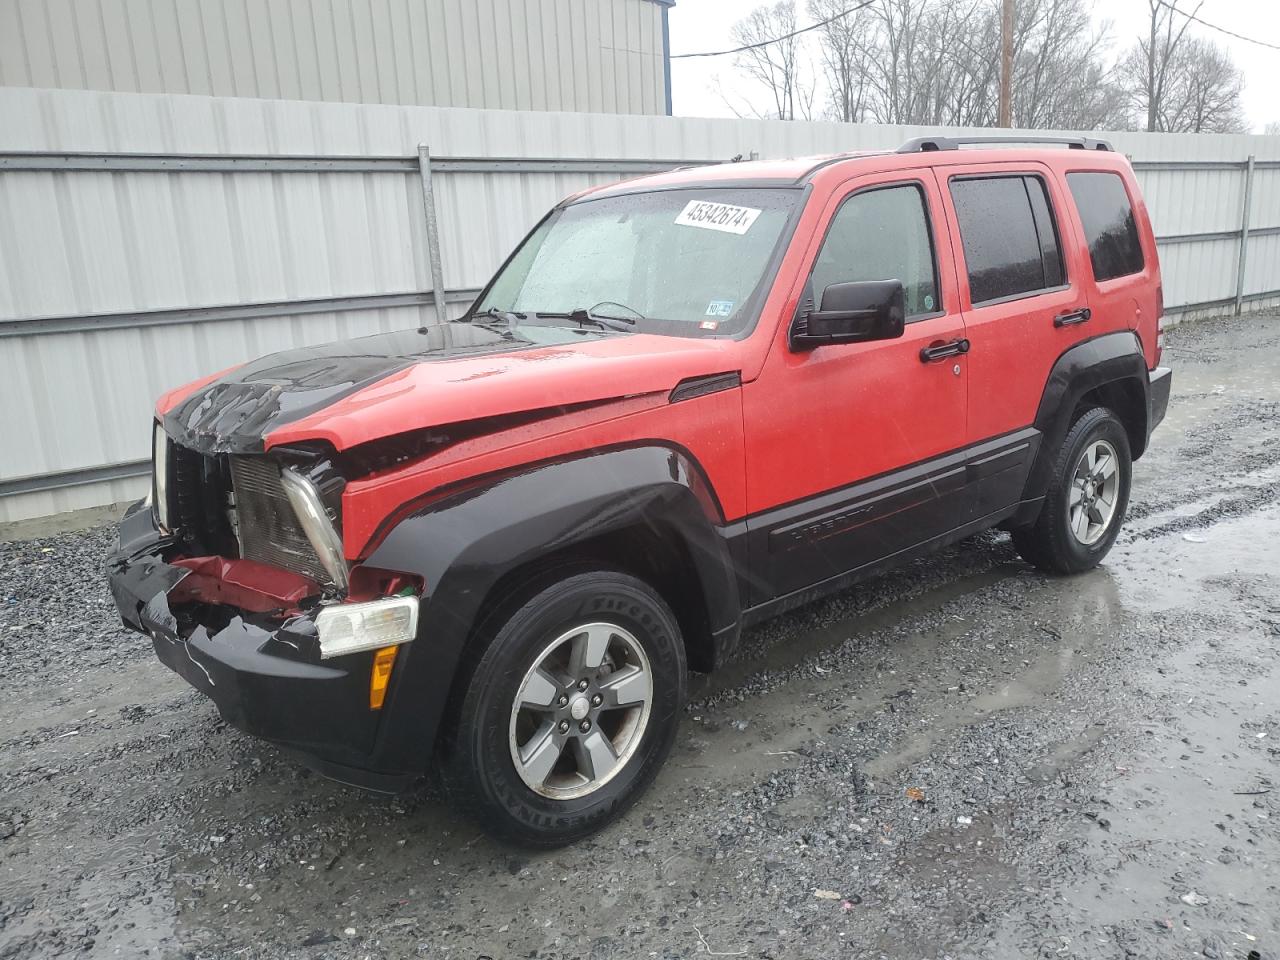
[675,200,762,235]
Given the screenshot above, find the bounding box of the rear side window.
[810,183,940,318]
[950,175,1065,305]
[1067,172,1145,281]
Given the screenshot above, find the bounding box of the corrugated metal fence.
[1,86,1278,522]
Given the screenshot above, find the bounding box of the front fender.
[359,444,740,774]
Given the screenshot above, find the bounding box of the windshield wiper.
[454,306,524,333]
[475,306,523,325]
[526,306,639,333]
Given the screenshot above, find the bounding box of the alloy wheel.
[1068,439,1120,545]
[508,622,653,800]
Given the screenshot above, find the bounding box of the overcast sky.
[667,0,1280,133]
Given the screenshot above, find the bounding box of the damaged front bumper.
[105,500,415,792]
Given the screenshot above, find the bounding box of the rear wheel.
[1013,407,1131,574]
[440,570,686,847]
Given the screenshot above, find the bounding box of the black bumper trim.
[106,501,410,790]
[1148,366,1172,437]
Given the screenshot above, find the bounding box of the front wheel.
[440,571,686,847]
[1012,406,1132,574]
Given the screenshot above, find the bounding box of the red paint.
[169,556,319,613]
[742,166,968,513]
[265,333,744,453]
[155,364,244,419]
[345,566,423,602]
[157,147,1160,563]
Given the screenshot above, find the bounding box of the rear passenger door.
[936,165,1092,446]
[1064,170,1156,340]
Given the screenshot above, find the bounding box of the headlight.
[280,467,349,591]
[316,595,418,659]
[152,422,171,531]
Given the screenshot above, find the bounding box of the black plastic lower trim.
[1148,366,1172,437]
[742,503,1021,628]
[741,428,1039,603]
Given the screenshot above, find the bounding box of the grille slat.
[229,456,329,584]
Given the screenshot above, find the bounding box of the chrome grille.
[229,456,329,584]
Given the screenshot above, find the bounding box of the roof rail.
[897,135,1113,153]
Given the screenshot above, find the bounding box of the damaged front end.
[106,435,420,792]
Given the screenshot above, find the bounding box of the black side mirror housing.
[789,279,906,351]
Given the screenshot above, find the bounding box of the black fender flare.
[1018,330,1150,516]
[359,444,740,774]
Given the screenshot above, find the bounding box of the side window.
[1066,171,1144,281]
[810,183,940,318]
[950,175,1066,305]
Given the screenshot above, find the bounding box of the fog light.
[369,645,398,710]
[315,595,418,659]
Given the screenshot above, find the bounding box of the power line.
[669,0,1280,61]
[670,0,879,59]
[1154,0,1280,52]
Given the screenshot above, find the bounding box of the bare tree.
[1116,0,1202,132]
[730,1,816,121]
[834,0,991,126]
[1265,121,1280,136]
[732,0,1248,134]
[1117,31,1245,132]
[808,0,874,121]
[1007,0,1128,129]
[798,0,1121,129]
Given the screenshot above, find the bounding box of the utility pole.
[999,0,1014,127]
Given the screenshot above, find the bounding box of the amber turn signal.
[369,645,398,710]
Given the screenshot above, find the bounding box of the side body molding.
[1017,330,1151,520]
[359,445,742,774]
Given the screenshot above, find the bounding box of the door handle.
[919,338,970,363]
[1054,308,1091,327]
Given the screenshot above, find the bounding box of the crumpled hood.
[160,322,742,455]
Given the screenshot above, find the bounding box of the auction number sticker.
[675,200,762,235]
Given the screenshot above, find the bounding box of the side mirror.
[789,279,906,351]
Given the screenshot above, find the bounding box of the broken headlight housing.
[152,421,171,532]
[279,466,350,593]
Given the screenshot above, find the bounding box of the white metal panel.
[1244,233,1280,297]
[1153,237,1240,309]
[1250,168,1280,232]
[1137,167,1244,237]
[0,0,669,114]
[0,302,468,523]
[2,87,1279,521]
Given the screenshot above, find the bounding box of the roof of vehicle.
[575,135,1127,203]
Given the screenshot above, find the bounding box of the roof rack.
[897,135,1113,153]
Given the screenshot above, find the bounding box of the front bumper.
[106,501,416,792]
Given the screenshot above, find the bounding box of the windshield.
[472,187,800,338]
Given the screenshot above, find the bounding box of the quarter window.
[1067,172,1145,281]
[810,183,941,318]
[950,176,1066,305]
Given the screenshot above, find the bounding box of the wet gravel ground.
[2,312,1280,960]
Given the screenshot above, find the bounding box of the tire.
[439,570,686,847]
[1012,406,1132,575]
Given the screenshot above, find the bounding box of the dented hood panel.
[160,323,742,455]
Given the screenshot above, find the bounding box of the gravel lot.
[2,312,1279,960]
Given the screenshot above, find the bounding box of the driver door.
[741,174,969,602]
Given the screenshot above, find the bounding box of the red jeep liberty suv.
[108,135,1171,846]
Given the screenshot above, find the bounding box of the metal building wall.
[0,0,670,115]
[1,86,1278,522]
